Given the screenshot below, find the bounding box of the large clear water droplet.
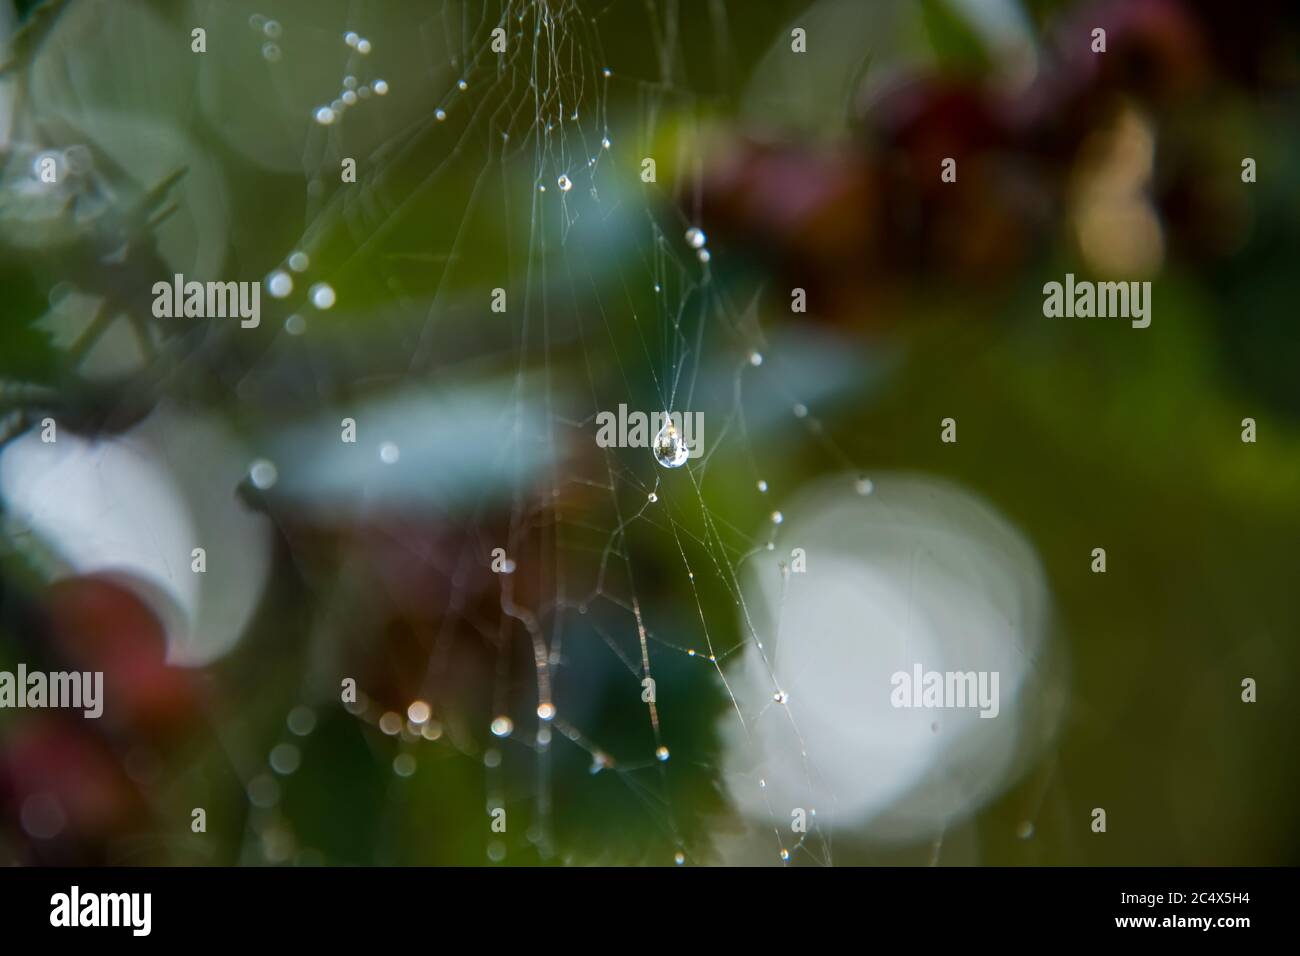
[652,415,690,468]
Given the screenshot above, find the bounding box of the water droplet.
[343,75,357,90]
[793,403,808,418]
[247,774,280,808]
[331,98,345,112]
[263,20,281,39]
[266,270,292,298]
[749,351,763,366]
[379,441,400,464]
[284,314,305,335]
[855,476,874,495]
[697,248,711,263]
[652,416,690,468]
[287,251,309,272]
[601,136,611,149]
[756,479,768,493]
[674,851,685,865]
[685,226,706,249]
[357,85,372,98]
[62,146,93,175]
[647,491,658,503]
[589,753,611,773]
[357,38,371,54]
[341,90,357,105]
[344,31,359,47]
[373,79,389,95]
[262,42,281,62]
[537,702,556,720]
[1017,821,1035,840]
[314,106,336,125]
[435,108,447,121]
[309,283,336,309]
[483,749,501,768]
[487,841,506,862]
[557,174,572,192]
[420,721,443,740]
[602,67,612,78]
[249,459,278,490]
[407,700,431,724]
[379,712,403,735]
[269,743,300,775]
[457,79,468,90]
[249,14,267,31]
[779,848,791,862]
[393,754,417,777]
[771,511,784,525]
[773,691,788,703]
[655,745,670,762]
[490,716,513,738]
[287,706,316,736]
[21,793,66,840]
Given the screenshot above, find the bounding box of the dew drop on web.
[652,416,690,468]
[266,270,292,298]
[309,283,336,310]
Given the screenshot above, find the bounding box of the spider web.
[257,0,856,866]
[1,0,885,867]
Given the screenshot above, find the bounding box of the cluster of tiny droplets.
[248,13,282,63]
[264,248,335,328]
[685,225,711,264]
[313,31,388,127]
